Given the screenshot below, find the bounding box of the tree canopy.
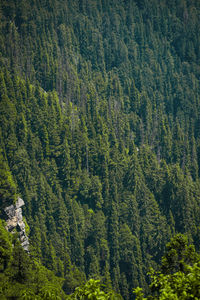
[0,0,200,298]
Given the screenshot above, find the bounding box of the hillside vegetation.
[0,0,200,298]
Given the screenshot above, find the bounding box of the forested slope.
[0,0,200,298]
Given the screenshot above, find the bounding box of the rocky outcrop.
[4,197,29,251]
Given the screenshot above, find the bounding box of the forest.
[0,0,200,299]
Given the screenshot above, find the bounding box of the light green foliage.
[148,264,200,300]
[23,216,30,236]
[161,234,198,274]
[133,287,147,300]
[67,279,122,300]
[134,235,200,300]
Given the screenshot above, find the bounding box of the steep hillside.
[0,0,200,298]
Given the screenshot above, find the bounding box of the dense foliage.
[0,219,65,299]
[134,234,200,299]
[0,0,200,298]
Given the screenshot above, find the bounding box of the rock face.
[4,197,29,251]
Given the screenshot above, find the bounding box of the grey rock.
[21,239,29,251]
[4,197,29,251]
[18,221,25,231]
[16,197,24,209]
[4,205,15,218]
[6,216,18,231]
[16,208,23,222]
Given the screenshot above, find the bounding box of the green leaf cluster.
[67,279,122,300]
[134,234,200,300]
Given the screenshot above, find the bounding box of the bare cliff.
[4,197,29,251]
